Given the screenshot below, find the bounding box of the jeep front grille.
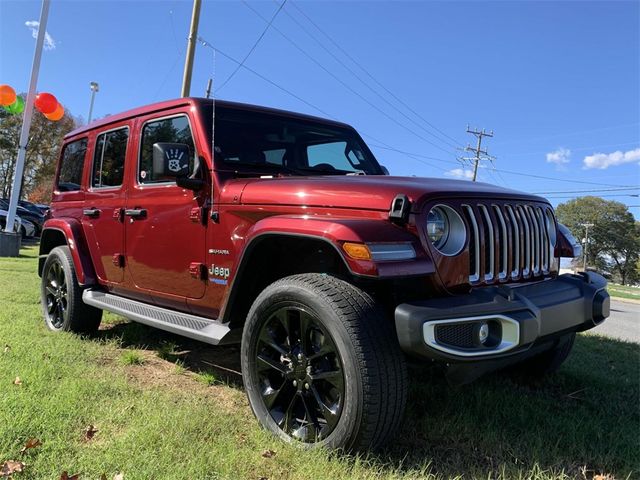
[462,203,554,284]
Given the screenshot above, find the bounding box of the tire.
[40,246,102,334]
[513,332,576,377]
[241,273,408,451]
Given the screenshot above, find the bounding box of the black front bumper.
[395,272,609,376]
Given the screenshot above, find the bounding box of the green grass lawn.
[607,283,640,302]
[1,246,638,479]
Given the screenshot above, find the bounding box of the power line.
[268,0,461,151]
[197,37,637,191]
[217,0,287,92]
[533,187,640,194]
[286,0,464,148]
[545,194,640,199]
[241,0,456,156]
[197,37,332,117]
[492,122,640,146]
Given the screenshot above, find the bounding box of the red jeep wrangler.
[39,98,609,450]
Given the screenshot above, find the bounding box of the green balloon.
[5,96,24,114]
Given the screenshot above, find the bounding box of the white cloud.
[546,147,571,166]
[445,168,474,180]
[25,20,56,50]
[583,147,640,169]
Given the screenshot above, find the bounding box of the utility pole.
[181,0,202,97]
[580,223,594,271]
[459,126,495,181]
[2,0,50,241]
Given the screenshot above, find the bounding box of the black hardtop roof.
[64,97,352,140]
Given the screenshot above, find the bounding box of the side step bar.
[82,290,232,345]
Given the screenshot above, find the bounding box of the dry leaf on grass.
[113,473,124,480]
[84,425,98,441]
[3,345,10,353]
[593,475,615,480]
[59,472,80,480]
[261,449,276,458]
[1,460,25,476]
[20,438,42,455]
[13,377,22,386]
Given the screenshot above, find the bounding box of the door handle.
[124,208,147,219]
[83,208,100,218]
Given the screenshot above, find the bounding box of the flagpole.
[2,0,50,238]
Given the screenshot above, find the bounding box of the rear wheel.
[241,273,407,451]
[513,332,576,377]
[41,246,102,333]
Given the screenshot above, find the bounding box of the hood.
[234,175,547,212]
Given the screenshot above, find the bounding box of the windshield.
[203,106,383,176]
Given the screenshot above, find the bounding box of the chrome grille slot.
[479,205,495,282]
[462,202,555,284]
[462,205,480,283]
[493,205,508,280]
[505,205,520,278]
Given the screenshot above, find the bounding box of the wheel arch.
[221,233,355,329]
[39,219,97,286]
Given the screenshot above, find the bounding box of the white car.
[0,209,35,237]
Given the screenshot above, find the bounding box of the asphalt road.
[590,299,639,344]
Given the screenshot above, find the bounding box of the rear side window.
[92,128,129,188]
[139,115,195,183]
[57,138,87,191]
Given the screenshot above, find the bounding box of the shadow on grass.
[97,320,639,478]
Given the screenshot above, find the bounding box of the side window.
[139,115,195,183]
[92,128,128,188]
[57,138,87,191]
[264,148,287,165]
[307,141,358,171]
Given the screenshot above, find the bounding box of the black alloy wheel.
[255,305,344,443]
[40,246,102,333]
[44,257,68,330]
[242,274,408,451]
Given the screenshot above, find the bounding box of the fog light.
[478,322,489,344]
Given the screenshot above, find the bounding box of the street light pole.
[580,223,594,271]
[87,81,99,123]
[2,0,50,237]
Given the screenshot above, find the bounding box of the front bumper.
[395,272,609,367]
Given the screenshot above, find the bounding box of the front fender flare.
[240,215,434,278]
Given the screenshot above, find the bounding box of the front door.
[82,125,130,285]
[124,111,207,300]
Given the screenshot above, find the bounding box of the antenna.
[205,78,212,99]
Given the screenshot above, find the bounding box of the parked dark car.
[0,199,44,236]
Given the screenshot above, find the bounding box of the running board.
[82,290,232,345]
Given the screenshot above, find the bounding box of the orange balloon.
[44,103,64,121]
[0,84,16,107]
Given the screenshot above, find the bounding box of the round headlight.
[426,205,466,256]
[427,207,448,249]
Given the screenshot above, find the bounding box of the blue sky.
[1,0,638,216]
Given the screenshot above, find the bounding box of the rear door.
[81,125,130,285]
[124,111,207,300]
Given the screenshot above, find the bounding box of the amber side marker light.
[342,242,372,260]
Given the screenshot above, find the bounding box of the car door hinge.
[112,254,125,268]
[189,207,207,225]
[189,262,206,280]
[113,208,124,222]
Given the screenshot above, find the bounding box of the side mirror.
[381,165,390,175]
[153,143,191,178]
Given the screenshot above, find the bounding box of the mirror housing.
[152,143,191,178]
[381,165,390,175]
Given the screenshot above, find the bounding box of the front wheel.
[241,274,407,451]
[40,246,102,334]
